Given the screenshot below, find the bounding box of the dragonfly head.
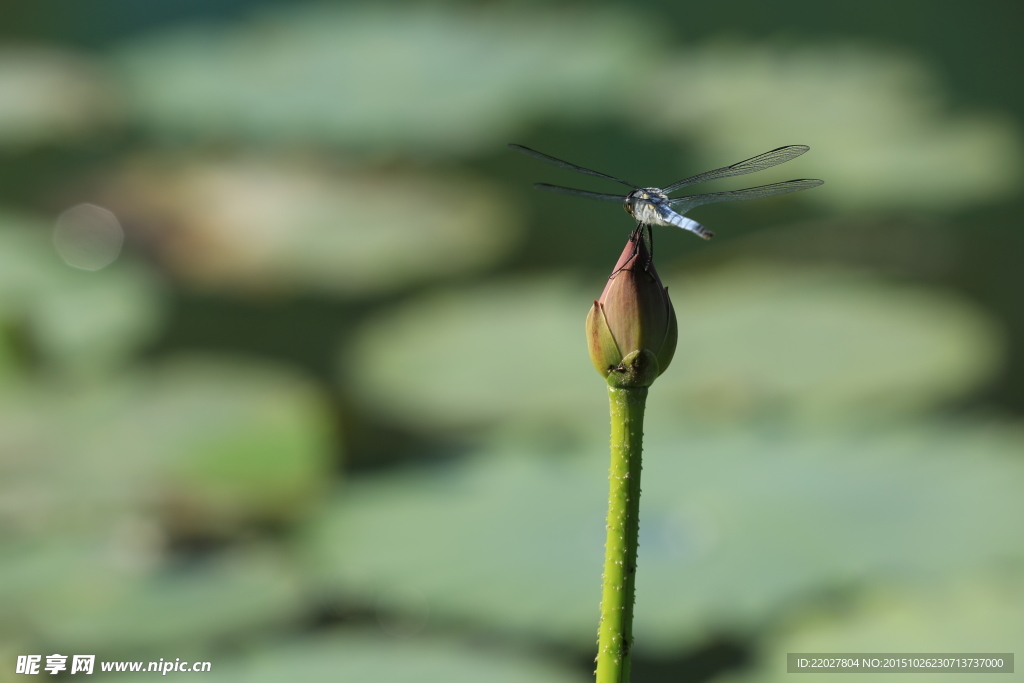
[623,193,637,216]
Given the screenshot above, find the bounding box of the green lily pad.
[301,422,1024,653]
[0,355,334,540]
[344,275,599,431]
[345,264,1002,432]
[0,357,334,656]
[639,44,1021,211]
[0,385,147,540]
[0,212,164,379]
[114,629,586,683]
[122,356,336,533]
[115,5,654,153]
[722,574,1024,683]
[0,47,123,147]
[651,264,1003,424]
[100,157,519,296]
[2,542,302,658]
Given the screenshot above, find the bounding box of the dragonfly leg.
[612,224,646,277]
[643,224,654,271]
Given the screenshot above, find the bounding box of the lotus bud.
[586,233,677,387]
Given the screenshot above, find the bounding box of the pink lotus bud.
[586,233,677,385]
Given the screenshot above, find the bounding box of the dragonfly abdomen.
[657,206,714,240]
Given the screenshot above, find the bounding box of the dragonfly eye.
[623,197,635,215]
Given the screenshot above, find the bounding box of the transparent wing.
[532,183,627,202]
[509,143,639,189]
[669,179,824,214]
[662,145,811,194]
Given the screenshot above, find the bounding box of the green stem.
[595,383,647,683]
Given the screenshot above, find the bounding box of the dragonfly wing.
[662,145,811,194]
[509,144,639,189]
[533,183,627,202]
[669,178,823,214]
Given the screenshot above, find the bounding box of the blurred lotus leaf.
[121,356,335,535]
[301,423,1024,653]
[115,5,654,153]
[346,264,1002,431]
[641,44,1022,211]
[0,355,333,656]
[723,574,1024,683]
[0,356,334,541]
[0,46,123,147]
[1,542,302,659]
[117,629,586,683]
[0,320,20,383]
[102,157,519,296]
[0,384,154,540]
[346,275,597,430]
[0,212,164,380]
[653,263,1003,424]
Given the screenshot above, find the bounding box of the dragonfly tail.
[669,214,714,240]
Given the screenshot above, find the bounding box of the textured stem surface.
[595,384,647,683]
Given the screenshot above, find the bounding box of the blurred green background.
[1,1,1022,681]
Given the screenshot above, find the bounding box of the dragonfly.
[509,143,823,246]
